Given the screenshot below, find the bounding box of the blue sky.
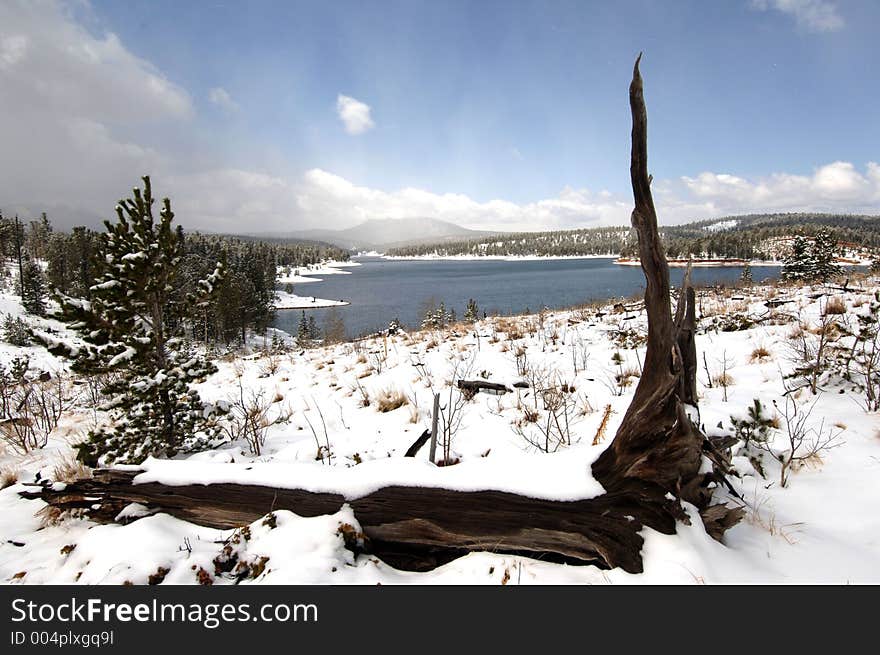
[1,0,878,232]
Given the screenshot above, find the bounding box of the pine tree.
[323,307,347,343]
[781,236,813,282]
[20,259,47,316]
[40,176,225,465]
[11,216,25,297]
[739,262,752,286]
[811,227,841,282]
[297,310,311,346]
[464,298,480,322]
[26,213,53,261]
[2,313,31,346]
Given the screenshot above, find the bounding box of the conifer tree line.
[0,205,350,347]
[386,212,880,261]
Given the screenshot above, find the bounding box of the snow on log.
[21,468,681,573]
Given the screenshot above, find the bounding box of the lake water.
[272,256,782,338]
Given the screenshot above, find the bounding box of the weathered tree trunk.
[592,55,740,535]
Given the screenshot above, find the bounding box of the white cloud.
[335,94,375,135]
[208,87,239,113]
[674,161,880,217]
[751,0,844,33]
[295,169,631,232]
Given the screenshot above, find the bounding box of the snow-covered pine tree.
[297,310,310,346]
[739,262,752,286]
[781,235,813,282]
[40,176,225,465]
[464,298,480,323]
[20,259,47,316]
[811,227,841,282]
[11,215,25,297]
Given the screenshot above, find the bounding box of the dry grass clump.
[52,454,92,484]
[494,317,525,341]
[750,344,772,362]
[375,387,407,413]
[1,466,19,490]
[823,296,846,315]
[592,404,614,445]
[712,371,735,387]
[407,401,420,424]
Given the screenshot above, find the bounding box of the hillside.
[384,213,880,261]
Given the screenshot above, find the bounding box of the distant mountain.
[252,217,495,250]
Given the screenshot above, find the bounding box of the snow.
[273,291,348,310]
[704,219,739,232]
[132,450,605,501]
[274,260,354,308]
[2,265,880,584]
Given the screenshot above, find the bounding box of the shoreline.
[274,293,349,310]
[379,253,619,262]
[378,254,870,267]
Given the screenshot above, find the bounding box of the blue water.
[272,256,782,338]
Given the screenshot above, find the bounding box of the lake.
[272,256,782,338]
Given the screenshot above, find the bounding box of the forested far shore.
[385,212,880,260]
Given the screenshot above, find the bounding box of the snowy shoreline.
[274,291,348,310]
[274,260,357,308]
[380,253,619,262]
[382,254,871,268]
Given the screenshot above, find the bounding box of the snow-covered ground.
[1,272,879,584]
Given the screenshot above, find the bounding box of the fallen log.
[456,379,511,395]
[21,468,682,574]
